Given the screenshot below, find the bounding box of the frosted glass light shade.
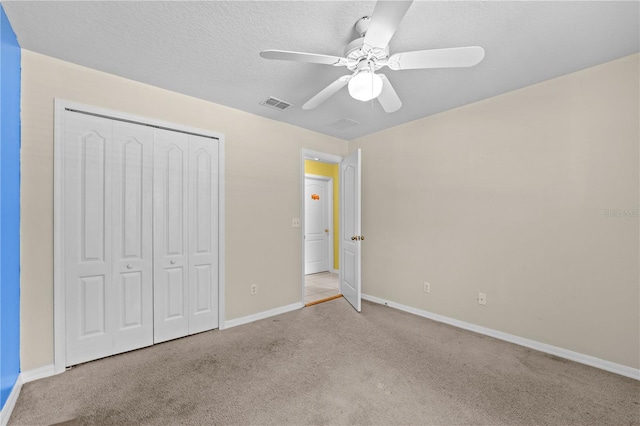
[348,71,383,101]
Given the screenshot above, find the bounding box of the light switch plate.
[292,218,300,228]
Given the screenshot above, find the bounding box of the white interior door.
[65,114,155,365]
[154,130,219,342]
[305,176,331,275]
[64,112,114,366]
[54,102,223,371]
[111,121,154,353]
[153,129,190,343]
[340,149,362,312]
[187,134,219,334]
[61,105,221,366]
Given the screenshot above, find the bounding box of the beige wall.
[350,54,640,369]
[20,49,639,373]
[20,50,347,371]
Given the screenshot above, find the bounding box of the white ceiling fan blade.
[260,50,346,66]
[387,46,485,71]
[377,75,402,113]
[302,76,351,110]
[363,1,413,50]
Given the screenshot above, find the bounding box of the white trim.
[0,365,59,424]
[53,98,226,370]
[0,375,22,426]
[217,139,226,330]
[21,364,57,383]
[362,293,640,381]
[223,302,303,329]
[55,100,225,140]
[53,99,67,375]
[331,269,339,274]
[302,150,343,164]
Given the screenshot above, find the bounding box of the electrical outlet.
[478,292,486,305]
[423,282,430,293]
[251,284,257,295]
[292,218,300,228]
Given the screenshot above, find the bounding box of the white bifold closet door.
[153,129,219,343]
[64,111,218,366]
[64,114,155,366]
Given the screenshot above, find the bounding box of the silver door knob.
[126,264,133,269]
[170,259,176,264]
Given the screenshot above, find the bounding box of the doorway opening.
[301,150,342,306]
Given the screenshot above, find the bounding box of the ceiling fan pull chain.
[371,76,375,109]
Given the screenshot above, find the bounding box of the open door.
[340,149,362,312]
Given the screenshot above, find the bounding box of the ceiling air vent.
[260,96,292,111]
[328,118,360,130]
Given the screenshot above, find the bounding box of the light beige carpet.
[10,298,640,425]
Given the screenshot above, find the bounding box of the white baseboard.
[0,374,22,426]
[331,269,339,274]
[21,364,56,383]
[362,293,640,381]
[224,302,304,329]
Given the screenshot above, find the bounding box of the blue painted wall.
[0,4,21,411]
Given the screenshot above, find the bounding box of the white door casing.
[304,176,332,275]
[55,100,224,371]
[340,149,362,312]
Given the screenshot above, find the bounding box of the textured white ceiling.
[3,1,639,140]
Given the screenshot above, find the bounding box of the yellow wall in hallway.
[304,160,339,270]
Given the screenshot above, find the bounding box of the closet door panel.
[64,113,114,366]
[112,121,154,353]
[153,129,189,343]
[188,135,219,334]
[62,107,221,365]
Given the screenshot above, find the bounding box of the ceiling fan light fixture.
[348,70,383,102]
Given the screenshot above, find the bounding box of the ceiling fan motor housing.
[344,38,389,72]
[344,16,390,72]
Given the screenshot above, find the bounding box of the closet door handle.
[170,259,176,265]
[126,264,133,269]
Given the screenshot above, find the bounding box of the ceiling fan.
[260,0,485,113]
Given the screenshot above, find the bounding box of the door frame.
[300,149,343,304]
[304,174,334,275]
[53,99,226,374]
